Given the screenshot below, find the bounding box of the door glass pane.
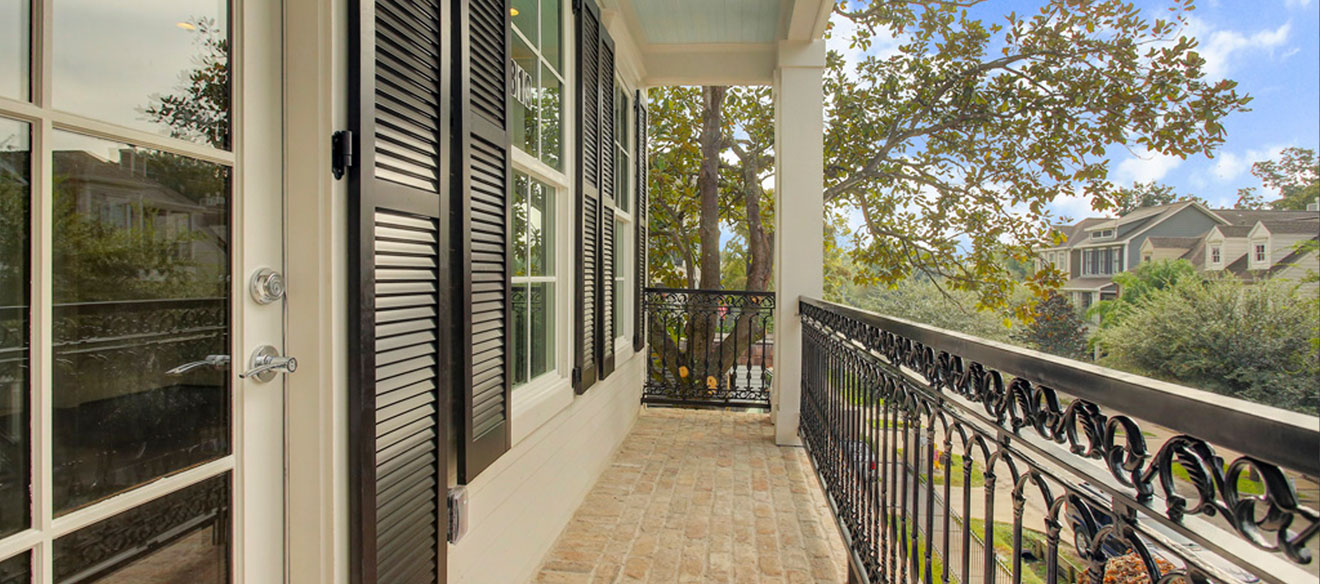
[0,0,29,101]
[0,118,29,537]
[51,131,231,513]
[53,0,231,149]
[54,473,230,583]
[0,550,30,584]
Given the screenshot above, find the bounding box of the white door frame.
[283,0,349,582]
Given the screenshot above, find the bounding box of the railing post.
[771,41,825,445]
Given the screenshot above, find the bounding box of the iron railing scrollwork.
[798,296,1319,584]
[643,287,774,408]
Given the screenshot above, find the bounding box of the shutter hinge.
[331,130,353,180]
[572,367,582,387]
[572,0,581,14]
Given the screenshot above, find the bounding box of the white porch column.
[771,41,825,446]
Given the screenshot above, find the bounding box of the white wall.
[447,352,645,584]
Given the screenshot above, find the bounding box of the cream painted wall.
[447,353,645,584]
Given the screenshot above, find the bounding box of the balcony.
[529,290,1320,584]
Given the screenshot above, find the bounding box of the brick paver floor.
[531,407,850,583]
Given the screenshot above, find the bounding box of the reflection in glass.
[54,473,230,583]
[54,0,231,149]
[613,218,624,336]
[511,0,537,47]
[529,179,553,277]
[540,63,563,170]
[0,118,29,538]
[51,131,231,513]
[512,173,529,278]
[0,0,30,101]
[541,0,562,72]
[511,34,539,158]
[529,283,554,379]
[512,285,528,387]
[615,86,631,210]
[0,551,29,584]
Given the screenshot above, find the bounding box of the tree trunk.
[697,86,727,290]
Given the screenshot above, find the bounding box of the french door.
[0,0,286,581]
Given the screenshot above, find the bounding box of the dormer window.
[1254,243,1266,262]
[1210,246,1221,264]
[1093,229,1115,240]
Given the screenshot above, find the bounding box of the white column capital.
[777,40,827,70]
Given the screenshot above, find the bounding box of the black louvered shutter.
[347,0,449,582]
[633,90,647,351]
[573,0,601,393]
[455,0,511,482]
[598,38,616,380]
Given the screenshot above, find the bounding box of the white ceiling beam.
[641,44,776,86]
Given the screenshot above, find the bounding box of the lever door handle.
[166,354,231,376]
[240,345,297,382]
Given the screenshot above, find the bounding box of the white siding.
[448,353,645,584]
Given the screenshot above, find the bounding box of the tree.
[1093,276,1319,414]
[824,0,1250,318]
[850,277,1019,343]
[144,17,230,150]
[1012,291,1087,360]
[1087,258,1198,328]
[1234,147,1320,211]
[647,86,777,389]
[1113,181,1203,215]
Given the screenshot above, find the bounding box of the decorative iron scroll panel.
[798,298,1318,584]
[643,288,774,408]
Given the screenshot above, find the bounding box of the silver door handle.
[166,354,231,376]
[240,345,297,382]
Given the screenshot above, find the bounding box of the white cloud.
[1116,148,1184,183]
[1183,17,1292,79]
[1283,0,1313,9]
[1210,145,1286,182]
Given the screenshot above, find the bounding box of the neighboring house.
[1039,202,1320,311]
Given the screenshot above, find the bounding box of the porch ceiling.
[632,0,784,44]
[608,0,832,86]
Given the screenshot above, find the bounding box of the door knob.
[240,345,297,382]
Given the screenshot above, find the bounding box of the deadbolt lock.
[249,267,286,305]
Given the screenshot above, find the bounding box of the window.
[1094,228,1114,240]
[1254,243,1266,262]
[1211,246,1221,264]
[510,0,563,169]
[610,77,633,342]
[511,171,557,387]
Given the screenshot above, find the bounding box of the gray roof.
[1145,236,1198,249]
[1211,209,1316,226]
[1213,225,1253,238]
[1259,219,1319,236]
[1181,238,1206,265]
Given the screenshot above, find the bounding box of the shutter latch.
[331,130,353,180]
[447,486,469,544]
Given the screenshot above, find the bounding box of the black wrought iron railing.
[643,287,774,408]
[798,297,1319,584]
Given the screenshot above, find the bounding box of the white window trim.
[510,167,566,394]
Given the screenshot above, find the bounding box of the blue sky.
[826,0,1320,222]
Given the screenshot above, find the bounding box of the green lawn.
[966,519,1085,584]
[1169,462,1264,495]
[930,453,985,488]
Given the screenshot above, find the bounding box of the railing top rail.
[799,296,1320,478]
[644,286,776,298]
